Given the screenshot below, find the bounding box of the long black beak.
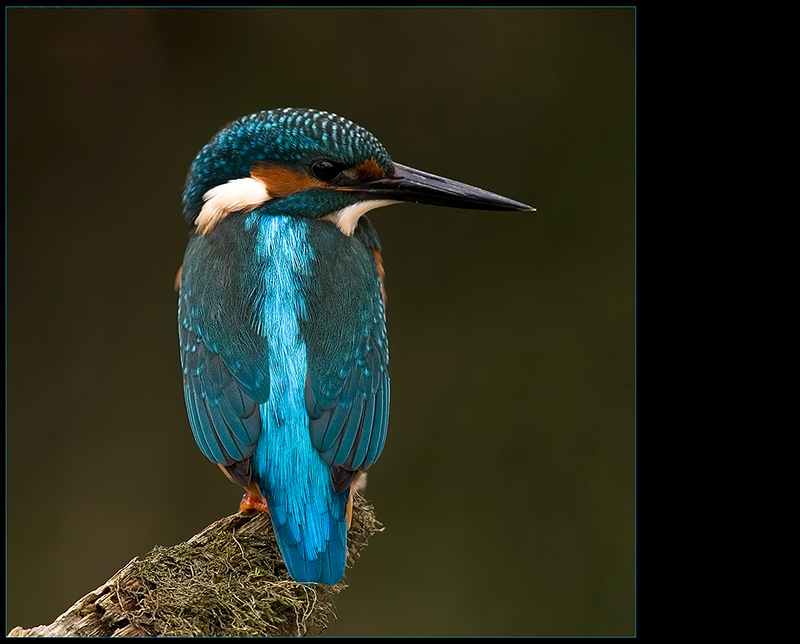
[354,163,535,212]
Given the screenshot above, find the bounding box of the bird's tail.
[265,485,349,585]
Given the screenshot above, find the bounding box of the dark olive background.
[7,7,635,637]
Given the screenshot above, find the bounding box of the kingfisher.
[178,108,532,585]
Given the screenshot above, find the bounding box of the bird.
[177,108,533,585]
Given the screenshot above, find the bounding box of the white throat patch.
[324,200,399,236]
[195,177,271,235]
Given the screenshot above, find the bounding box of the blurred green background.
[7,7,635,637]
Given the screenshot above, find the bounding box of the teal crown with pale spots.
[182,108,394,225]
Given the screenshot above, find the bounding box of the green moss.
[114,496,381,637]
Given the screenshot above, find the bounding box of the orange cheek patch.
[250,163,326,198]
[355,157,387,181]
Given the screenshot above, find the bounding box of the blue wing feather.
[332,398,366,467]
[350,395,375,468]
[181,323,263,466]
[178,229,271,470]
[304,218,390,478]
[364,378,390,468]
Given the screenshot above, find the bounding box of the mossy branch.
[8,495,381,637]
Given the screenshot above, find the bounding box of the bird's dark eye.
[311,159,347,183]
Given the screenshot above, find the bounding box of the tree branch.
[8,495,381,637]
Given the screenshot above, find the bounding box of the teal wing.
[178,229,271,479]
[304,218,390,492]
[180,322,266,467]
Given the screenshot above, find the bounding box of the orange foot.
[239,480,270,514]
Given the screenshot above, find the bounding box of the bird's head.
[183,108,533,236]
